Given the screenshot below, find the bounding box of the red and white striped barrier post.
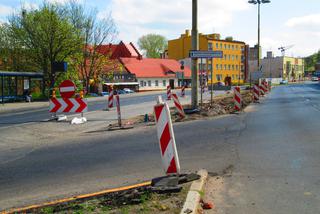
[154,96,180,175]
[172,93,185,119]
[115,95,122,127]
[253,84,260,102]
[234,86,242,112]
[180,85,185,97]
[108,88,114,109]
[167,85,171,100]
[264,81,269,93]
[259,83,265,96]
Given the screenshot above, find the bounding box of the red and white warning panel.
[172,93,185,119]
[108,89,114,108]
[253,84,260,102]
[167,85,172,100]
[154,101,180,175]
[49,98,88,113]
[59,80,76,98]
[234,86,242,111]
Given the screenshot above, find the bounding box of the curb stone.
[181,169,208,214]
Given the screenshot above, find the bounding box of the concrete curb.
[180,169,208,214]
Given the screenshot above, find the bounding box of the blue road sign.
[189,50,223,59]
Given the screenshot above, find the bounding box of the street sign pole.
[200,58,203,108]
[210,58,213,104]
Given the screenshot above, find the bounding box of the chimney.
[185,29,190,37]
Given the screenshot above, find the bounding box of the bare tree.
[66,2,118,93]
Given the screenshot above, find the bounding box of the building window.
[232,45,234,50]
[163,80,166,86]
[224,55,227,60]
[224,65,227,70]
[216,64,219,70]
[140,81,144,87]
[216,74,222,81]
[228,44,230,49]
[148,80,151,86]
[232,65,235,70]
[208,43,213,51]
[224,44,227,49]
[216,43,219,49]
[236,65,239,70]
[236,75,239,80]
[232,74,235,80]
[232,55,234,61]
[228,65,231,70]
[220,43,222,49]
[220,64,223,70]
[155,80,159,86]
[144,81,147,86]
[236,55,238,60]
[208,64,212,70]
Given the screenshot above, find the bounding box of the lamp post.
[248,0,270,71]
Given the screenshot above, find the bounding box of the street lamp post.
[248,0,270,71]
[191,0,199,109]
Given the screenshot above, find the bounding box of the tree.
[138,34,167,58]
[7,2,82,96]
[65,2,118,94]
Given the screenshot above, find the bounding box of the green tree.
[7,2,82,96]
[137,34,167,58]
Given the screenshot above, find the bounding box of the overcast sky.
[1,0,320,57]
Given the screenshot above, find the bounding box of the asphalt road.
[1,83,320,212]
[0,91,181,128]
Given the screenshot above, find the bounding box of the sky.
[0,0,320,58]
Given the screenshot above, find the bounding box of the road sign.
[189,50,223,59]
[49,98,88,113]
[59,80,76,98]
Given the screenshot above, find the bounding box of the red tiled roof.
[96,44,117,55]
[111,41,141,59]
[119,58,191,78]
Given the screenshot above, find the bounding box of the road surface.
[1,83,320,213]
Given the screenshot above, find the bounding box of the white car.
[123,88,134,93]
[311,76,319,81]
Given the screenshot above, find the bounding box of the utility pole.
[191,0,199,109]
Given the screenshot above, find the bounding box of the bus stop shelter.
[0,71,44,103]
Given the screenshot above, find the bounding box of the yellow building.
[168,30,248,84]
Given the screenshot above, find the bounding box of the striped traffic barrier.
[154,96,180,175]
[264,81,269,93]
[253,84,260,102]
[172,93,185,119]
[167,85,171,100]
[181,85,185,97]
[234,86,242,112]
[259,83,265,96]
[261,82,268,94]
[108,89,114,108]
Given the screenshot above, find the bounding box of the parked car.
[311,76,319,81]
[280,80,288,84]
[116,90,126,94]
[123,88,134,93]
[100,91,109,96]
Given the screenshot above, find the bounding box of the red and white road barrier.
[263,81,269,93]
[108,89,114,108]
[181,85,185,97]
[115,95,122,127]
[234,86,242,111]
[167,85,171,100]
[172,93,185,119]
[154,98,180,175]
[253,84,260,102]
[49,98,88,113]
[259,83,265,96]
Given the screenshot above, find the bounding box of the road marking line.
[1,181,151,214]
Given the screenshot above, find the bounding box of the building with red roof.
[119,57,191,91]
[90,41,191,92]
